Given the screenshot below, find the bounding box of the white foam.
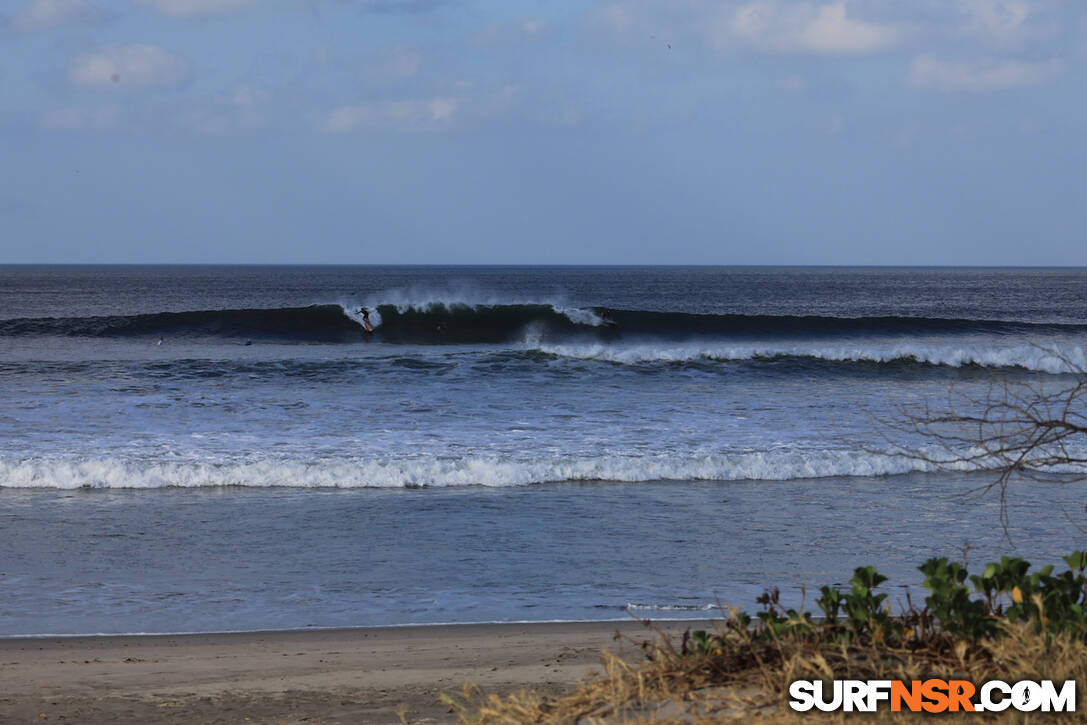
[0,447,1032,490]
[625,603,719,612]
[555,306,604,326]
[339,304,383,328]
[339,292,601,329]
[534,341,1087,374]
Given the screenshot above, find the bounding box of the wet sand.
[0,619,714,724]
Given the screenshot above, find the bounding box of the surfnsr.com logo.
[789,679,1077,713]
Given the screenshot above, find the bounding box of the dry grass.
[442,620,1087,723]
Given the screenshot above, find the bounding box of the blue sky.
[3,0,1086,264]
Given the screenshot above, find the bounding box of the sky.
[2,0,1086,265]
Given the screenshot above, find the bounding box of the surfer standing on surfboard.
[356,307,375,334]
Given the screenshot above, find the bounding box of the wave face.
[369,303,600,343]
[4,301,1087,345]
[0,305,362,342]
[0,303,603,344]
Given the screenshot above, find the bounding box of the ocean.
[1,265,1084,636]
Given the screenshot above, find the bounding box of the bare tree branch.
[883,346,1087,536]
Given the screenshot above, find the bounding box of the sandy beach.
[0,619,714,724]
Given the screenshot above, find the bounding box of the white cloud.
[177,85,270,134]
[590,0,1072,66]
[309,44,423,84]
[232,85,267,108]
[547,108,580,127]
[723,1,898,55]
[428,98,456,121]
[134,0,447,18]
[41,105,120,130]
[474,84,518,117]
[231,85,269,126]
[596,3,635,34]
[957,0,1031,39]
[369,46,423,81]
[322,97,459,133]
[182,114,231,135]
[69,44,189,90]
[10,0,103,32]
[132,0,265,18]
[588,1,707,52]
[907,56,1061,92]
[321,82,523,133]
[522,18,549,35]
[802,2,896,53]
[778,74,807,92]
[471,17,553,47]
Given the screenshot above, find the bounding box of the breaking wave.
[0,303,607,344]
[0,448,1033,490]
[534,342,1087,374]
[3,301,1086,346]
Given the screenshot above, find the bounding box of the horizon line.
[3,263,1087,270]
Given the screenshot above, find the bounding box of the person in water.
[356,307,375,333]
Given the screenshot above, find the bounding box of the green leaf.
[1063,552,1087,571]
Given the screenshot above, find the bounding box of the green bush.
[683,551,1087,656]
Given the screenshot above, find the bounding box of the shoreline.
[0,619,717,724]
[0,615,716,641]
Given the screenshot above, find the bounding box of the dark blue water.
[1,266,1085,634]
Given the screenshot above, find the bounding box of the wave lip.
[0,448,999,490]
[365,303,602,343]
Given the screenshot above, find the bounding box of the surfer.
[600,309,618,328]
[356,307,375,334]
